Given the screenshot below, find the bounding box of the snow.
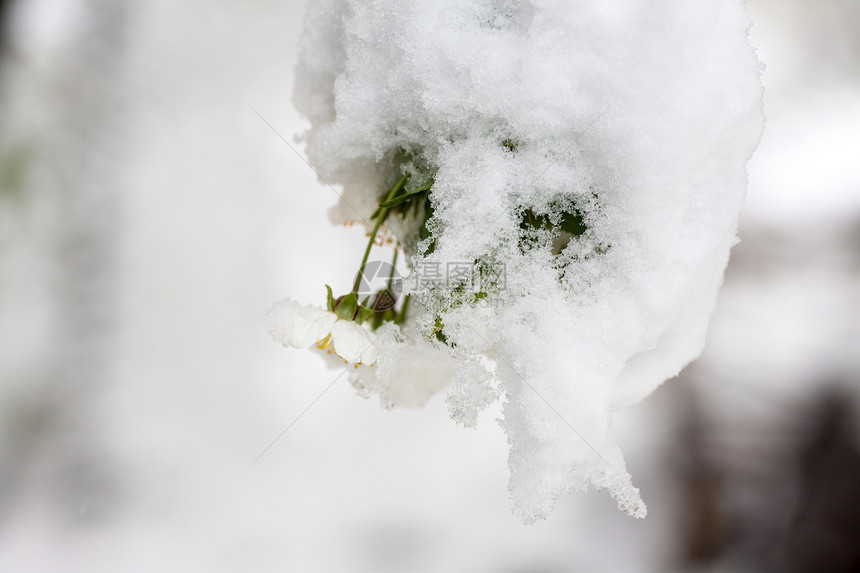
[292,0,764,521]
[350,321,454,409]
[3,0,857,569]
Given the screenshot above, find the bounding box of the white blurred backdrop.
[0,1,858,572]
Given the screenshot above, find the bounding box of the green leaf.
[418,195,436,255]
[432,316,447,344]
[519,208,587,236]
[334,292,359,321]
[368,302,396,330]
[558,210,587,236]
[378,184,431,208]
[356,302,374,325]
[325,284,335,312]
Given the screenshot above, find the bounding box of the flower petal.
[331,320,378,365]
[265,299,337,349]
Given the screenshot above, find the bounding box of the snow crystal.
[293,0,764,521]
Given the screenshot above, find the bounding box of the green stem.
[395,293,410,325]
[388,249,398,286]
[352,174,409,294]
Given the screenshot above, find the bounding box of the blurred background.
[0,0,858,571]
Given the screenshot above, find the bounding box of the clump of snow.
[349,321,454,409]
[292,0,764,521]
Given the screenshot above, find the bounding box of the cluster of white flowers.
[269,0,764,522]
[266,298,378,366]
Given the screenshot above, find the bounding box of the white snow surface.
[292,0,764,522]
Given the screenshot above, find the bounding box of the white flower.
[265,298,378,365]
